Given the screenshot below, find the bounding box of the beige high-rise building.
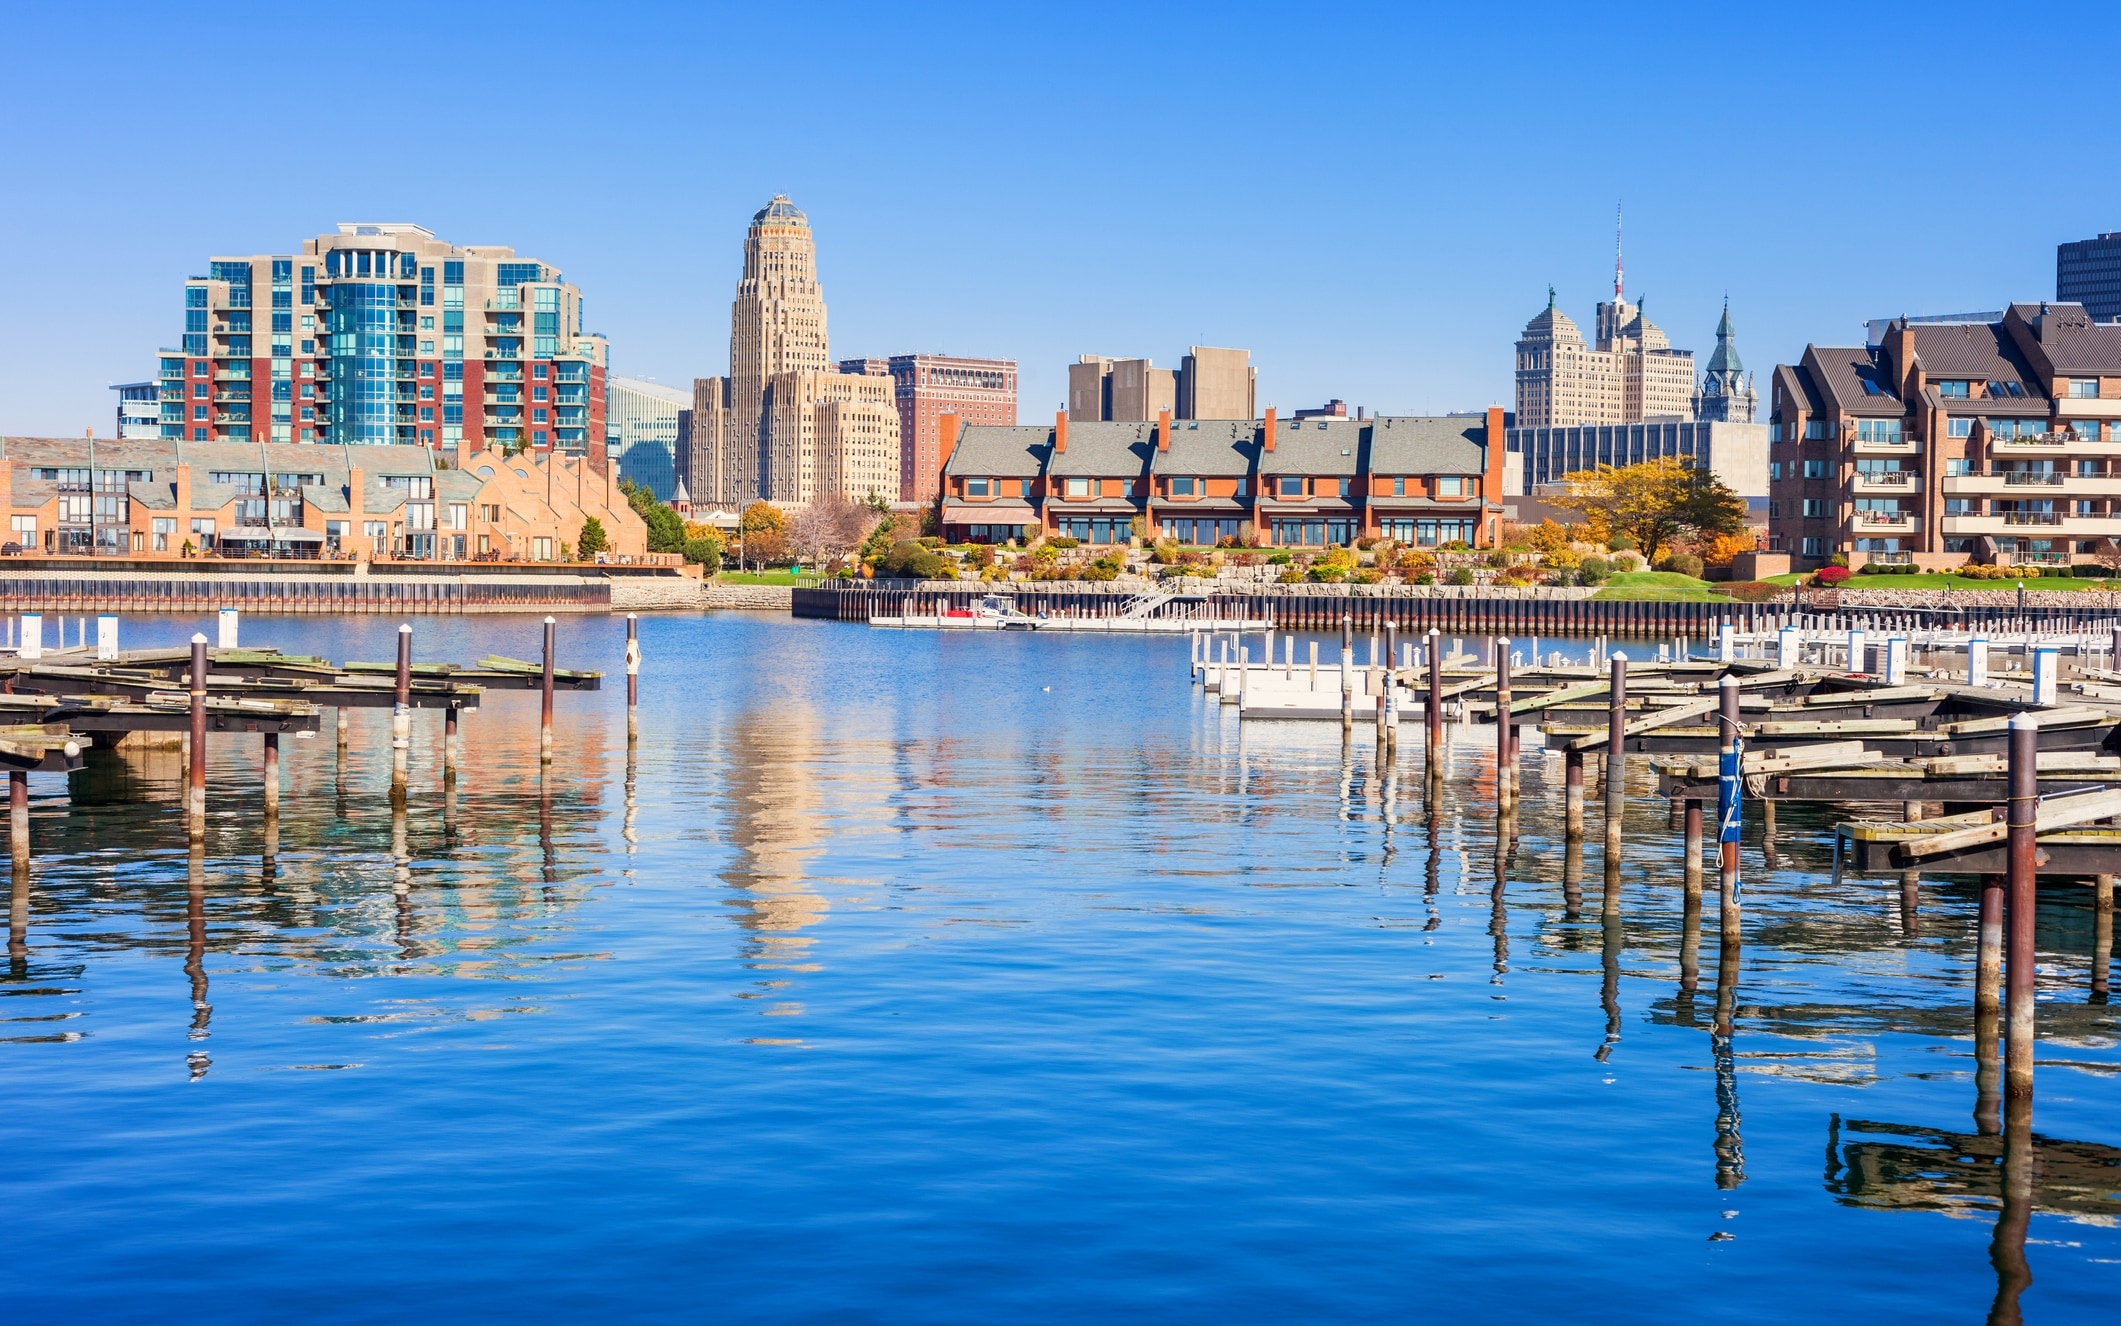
[1072,350,1252,422]
[692,196,898,509]
[1515,285,1697,428]
[1177,346,1256,419]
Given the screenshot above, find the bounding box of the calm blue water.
[1,611,2115,1322]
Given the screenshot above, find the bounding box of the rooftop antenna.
[1613,201,1624,302]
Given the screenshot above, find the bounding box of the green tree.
[577,516,609,559]
[619,478,686,554]
[878,539,945,579]
[684,533,723,573]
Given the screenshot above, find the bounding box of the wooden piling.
[1425,628,1443,749]
[541,615,557,764]
[626,613,640,744]
[1382,621,1398,750]
[444,705,459,780]
[1495,636,1513,812]
[1717,674,1741,943]
[1683,799,1703,897]
[1339,616,1353,734]
[8,769,26,866]
[262,731,280,814]
[1605,653,1627,845]
[2005,712,2037,1102]
[1565,748,1584,838]
[188,633,208,840]
[392,623,412,796]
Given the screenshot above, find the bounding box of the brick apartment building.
[934,408,1506,548]
[1768,302,2121,570]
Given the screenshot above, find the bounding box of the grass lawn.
[1591,570,1723,601]
[714,570,820,586]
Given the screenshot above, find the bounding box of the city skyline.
[4,3,2119,439]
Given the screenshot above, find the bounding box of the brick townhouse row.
[936,407,1508,548]
[0,436,650,562]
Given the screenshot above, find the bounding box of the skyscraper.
[2057,231,2121,321]
[157,223,607,456]
[691,197,900,508]
[607,376,692,498]
[1692,301,1758,423]
[1177,347,1257,420]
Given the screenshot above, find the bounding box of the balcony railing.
[1854,511,1911,527]
[2002,511,2063,525]
[1854,471,1914,486]
[2009,551,2068,565]
[1995,433,2067,447]
[2002,471,2065,485]
[1868,551,1916,565]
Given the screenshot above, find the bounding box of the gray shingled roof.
[1803,347,1908,417]
[1368,415,1485,474]
[1772,363,1823,416]
[1150,420,1257,476]
[2011,302,2121,375]
[1258,418,1363,476]
[1045,422,1155,478]
[1906,321,2038,383]
[945,425,1050,478]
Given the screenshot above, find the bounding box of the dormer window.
[1169,476,1196,496]
[965,477,990,497]
[1437,477,1466,497]
[1065,477,1090,498]
[1937,380,1969,398]
[1277,476,1304,497]
[1988,380,2026,398]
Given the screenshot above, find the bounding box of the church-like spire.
[1706,298,1743,376]
[1613,201,1624,300]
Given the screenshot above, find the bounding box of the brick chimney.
[1263,406,1277,453]
[1054,408,1068,455]
[1482,405,1507,548]
[937,411,961,504]
[1157,407,1171,452]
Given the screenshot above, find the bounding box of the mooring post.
[1307,640,1318,692]
[1683,798,1703,897]
[626,613,640,745]
[2005,712,2038,1102]
[188,632,208,841]
[1425,628,1443,748]
[1604,653,1628,847]
[444,705,459,780]
[540,616,557,764]
[1383,621,1399,748]
[1339,616,1354,734]
[392,623,412,796]
[1717,673,1742,943]
[8,769,27,866]
[1495,636,1513,812]
[262,731,279,815]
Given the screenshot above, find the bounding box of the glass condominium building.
[159,223,608,456]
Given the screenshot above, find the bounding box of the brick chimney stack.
[1263,406,1277,452]
[1157,407,1171,452]
[1054,408,1068,455]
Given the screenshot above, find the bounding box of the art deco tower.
[730,196,832,497]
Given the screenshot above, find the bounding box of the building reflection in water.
[717,709,829,1026]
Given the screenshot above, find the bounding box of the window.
[1392,477,1406,496]
[1169,476,1195,495]
[1802,460,1827,479]
[1946,417,1972,438]
[1805,421,1836,440]
[1436,477,1465,496]
[1937,380,1970,398]
[965,477,991,496]
[532,386,549,402]
[1019,479,1033,498]
[1065,477,1091,498]
[1945,499,1973,515]
[2070,379,2100,398]
[2077,421,2105,441]
[1802,537,1825,557]
[1768,461,1782,481]
[1277,475,1303,497]
[1802,499,1826,516]
[1767,500,1780,518]
[1945,459,1970,476]
[1337,478,1352,498]
[420,407,435,422]
[1855,419,1903,443]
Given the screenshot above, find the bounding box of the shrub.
[1657,553,1704,578]
[1486,550,1512,569]
[1813,565,1852,586]
[1608,534,1637,552]
[2072,563,2107,578]
[1828,552,1850,568]
[1048,536,1080,550]
[1413,572,1436,585]
[1346,568,1381,585]
[1723,581,1785,603]
[1579,556,1611,580]
[682,536,722,572]
[1354,536,1379,551]
[1080,554,1124,582]
[1267,550,1293,565]
[1307,567,1347,583]
[1278,568,1304,584]
[1447,567,1476,586]
[878,539,946,579]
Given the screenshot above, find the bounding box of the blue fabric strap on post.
[1717,737,1744,845]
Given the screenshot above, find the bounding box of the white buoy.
[19,613,41,661]
[218,607,239,649]
[1885,636,1909,686]
[97,614,118,661]
[2033,647,2058,706]
[1969,636,1989,687]
[1847,628,1866,676]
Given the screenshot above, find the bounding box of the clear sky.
[6,1,2121,436]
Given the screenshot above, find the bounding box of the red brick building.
[843,354,1017,502]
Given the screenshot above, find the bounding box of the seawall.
[0,559,701,614]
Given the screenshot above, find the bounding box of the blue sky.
[6,1,2120,435]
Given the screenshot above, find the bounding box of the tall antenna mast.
[1614,200,1625,301]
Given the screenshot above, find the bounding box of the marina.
[1,610,2116,1321]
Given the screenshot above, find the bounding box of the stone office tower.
[1692,300,1759,423]
[690,196,899,507]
